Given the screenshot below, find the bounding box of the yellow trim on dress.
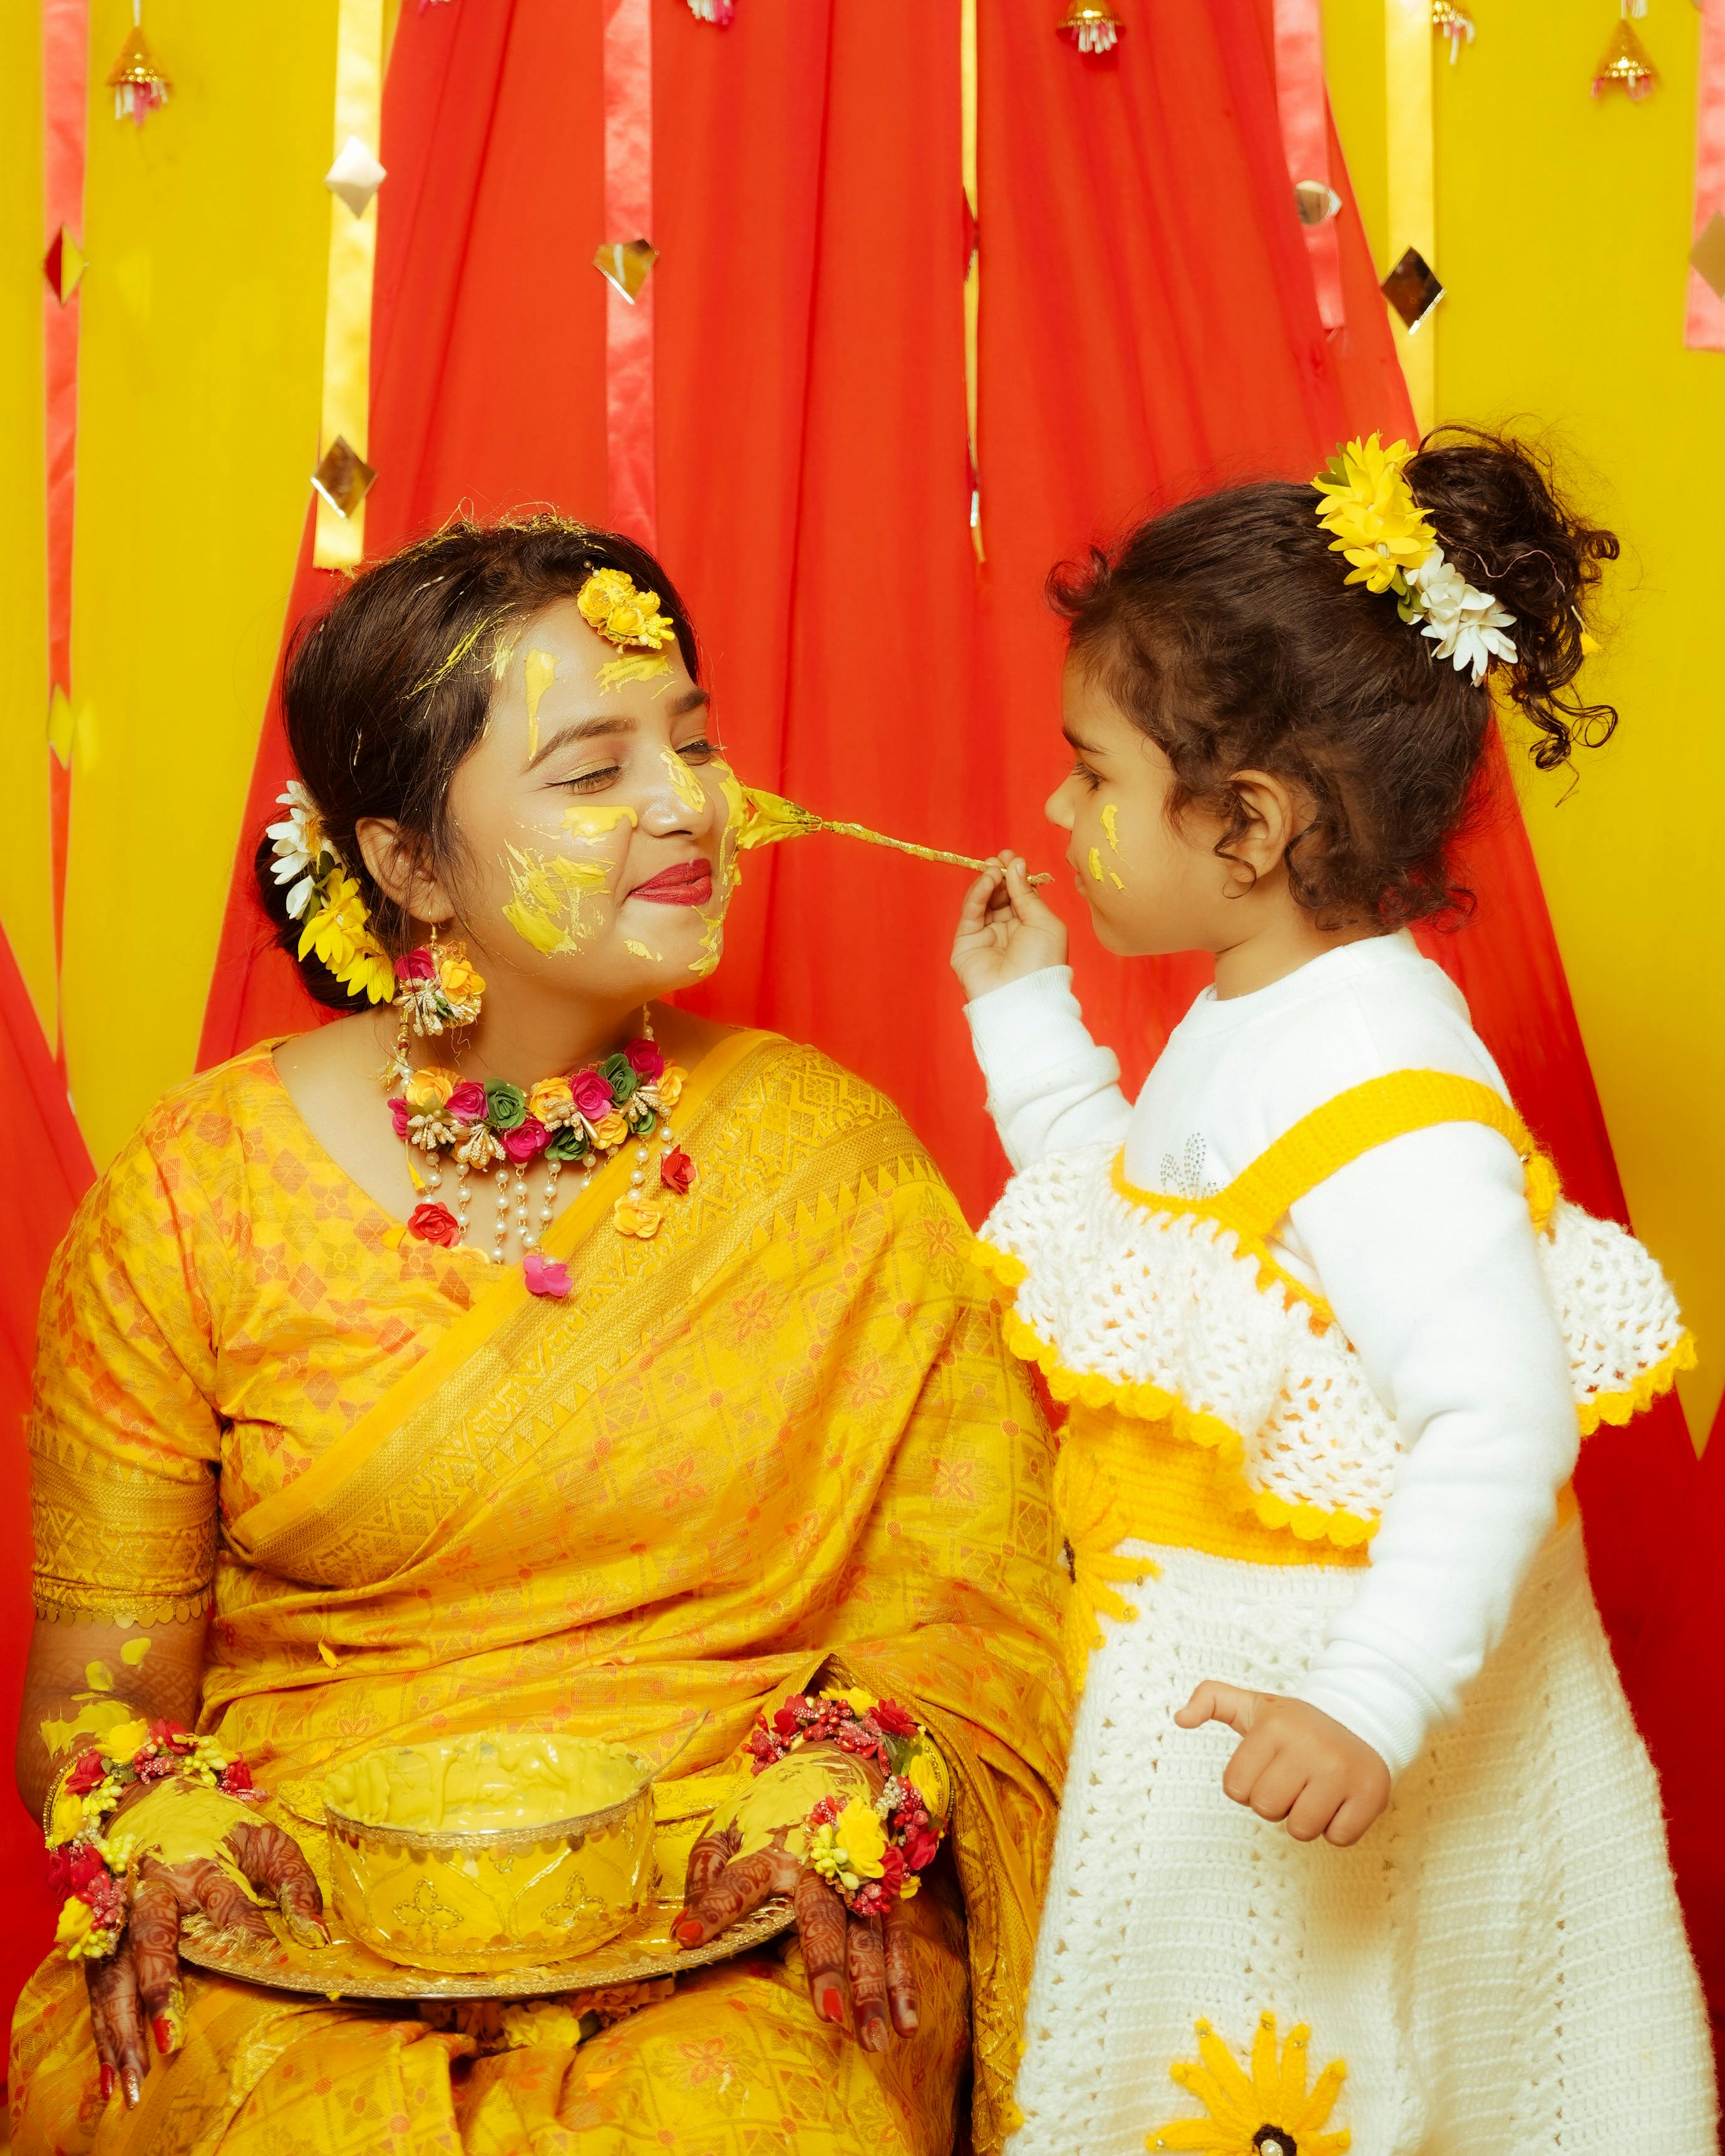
[974,1068,1692,1569]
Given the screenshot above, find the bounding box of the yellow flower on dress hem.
[1311,432,1434,596]
[1146,2013,1349,2156]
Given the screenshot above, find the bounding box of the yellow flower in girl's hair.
[1147,2012,1351,2155]
[1312,433,1434,596]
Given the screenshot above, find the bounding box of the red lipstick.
[629,860,713,907]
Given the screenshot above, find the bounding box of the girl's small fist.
[1176,1681,1391,1847]
[950,854,1068,1001]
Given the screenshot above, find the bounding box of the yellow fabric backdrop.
[1327,1,1724,1436]
[2,1,1718,1431]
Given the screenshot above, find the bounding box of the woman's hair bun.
[1406,425,1619,770]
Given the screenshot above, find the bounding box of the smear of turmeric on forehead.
[523,649,558,759]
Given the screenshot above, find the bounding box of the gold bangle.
[40,1758,76,1842]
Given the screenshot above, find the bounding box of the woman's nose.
[638,748,714,835]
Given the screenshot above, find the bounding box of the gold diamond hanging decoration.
[311,436,377,520]
[1058,2,1123,54]
[324,135,388,218]
[1431,1,1475,61]
[43,227,87,302]
[1692,212,1725,301]
[1592,17,1657,100]
[592,240,658,304]
[1381,246,1444,331]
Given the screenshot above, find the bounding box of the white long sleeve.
[963,968,1129,1169]
[964,941,1581,1777]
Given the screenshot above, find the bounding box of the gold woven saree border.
[232,1037,945,1586]
[29,1443,217,1624]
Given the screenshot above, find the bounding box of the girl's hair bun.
[1406,426,1619,769]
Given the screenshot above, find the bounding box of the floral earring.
[392,921,487,1046]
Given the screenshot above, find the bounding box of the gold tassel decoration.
[1058,1,1125,55]
[106,4,170,126]
[1593,6,1657,100]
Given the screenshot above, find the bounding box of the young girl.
[951,432,1714,2155]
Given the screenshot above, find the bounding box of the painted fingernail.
[864,2018,888,2052]
[123,2067,142,2109]
[672,1917,703,1947]
[821,1986,843,2024]
[100,2064,115,2102]
[900,2006,919,2032]
[152,2014,175,2055]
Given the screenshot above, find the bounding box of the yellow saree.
[12,1027,1069,2156]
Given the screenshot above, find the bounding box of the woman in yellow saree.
[10,517,1069,2156]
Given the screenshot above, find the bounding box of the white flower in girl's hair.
[1399,545,1517,684]
[265,780,329,922]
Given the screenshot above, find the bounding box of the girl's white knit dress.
[967,937,1712,2156]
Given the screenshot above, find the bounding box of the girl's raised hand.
[951,853,1068,1002]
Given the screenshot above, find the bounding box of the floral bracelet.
[44,1718,257,1962]
[747,1686,949,1919]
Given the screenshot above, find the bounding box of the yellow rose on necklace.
[614,1197,664,1240]
[590,1110,629,1151]
[527,1077,575,1126]
[656,1065,685,1109]
[437,949,485,1006]
[404,1066,458,1114]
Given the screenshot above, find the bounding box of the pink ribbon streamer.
[1686,0,1725,351]
[1272,0,1345,335]
[41,0,88,1019]
[602,0,657,549]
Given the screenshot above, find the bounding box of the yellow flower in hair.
[577,569,637,628]
[1312,432,1434,595]
[1147,2013,1351,2155]
[577,566,677,652]
[297,874,395,1004]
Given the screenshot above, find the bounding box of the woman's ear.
[354,818,455,928]
[1225,770,1307,886]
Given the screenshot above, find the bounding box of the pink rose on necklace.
[503,1115,548,1163]
[570,1069,615,1121]
[446,1081,488,1123]
[523,1252,572,1299]
[625,1038,665,1083]
[388,1097,411,1139]
[395,949,436,984]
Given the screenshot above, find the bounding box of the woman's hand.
[1176,1683,1391,1848]
[89,1798,325,2110]
[671,1755,919,2053]
[950,853,1068,1001]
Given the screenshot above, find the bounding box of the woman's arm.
[16,1612,207,1820]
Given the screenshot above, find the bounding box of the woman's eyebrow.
[527,714,636,771]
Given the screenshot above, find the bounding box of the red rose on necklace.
[408,1202,462,1248]
[446,1081,488,1123]
[570,1070,614,1122]
[659,1148,696,1195]
[626,1038,666,1083]
[395,949,436,984]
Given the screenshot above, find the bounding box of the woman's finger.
[86,1939,147,2110]
[795,1865,851,2033]
[130,1867,187,2056]
[681,1821,741,1903]
[177,1854,273,1939]
[673,1844,800,1949]
[227,1820,329,1947]
[882,1894,919,2036]
[847,1909,889,2053]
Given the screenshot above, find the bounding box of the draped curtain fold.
[8,0,1704,2046]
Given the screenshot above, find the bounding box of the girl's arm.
[953,857,1131,1169]
[1284,1120,1578,1771]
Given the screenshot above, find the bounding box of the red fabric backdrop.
[4,0,1710,2054]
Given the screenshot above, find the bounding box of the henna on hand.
[847,1909,889,2053]
[129,1868,187,2056]
[227,1819,329,1946]
[674,1842,800,1948]
[681,1820,741,1902]
[882,1894,919,2035]
[174,1854,273,1940]
[86,1937,147,2110]
[795,1864,850,2031]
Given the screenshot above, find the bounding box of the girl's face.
[440,597,745,1006]
[1044,658,1236,957]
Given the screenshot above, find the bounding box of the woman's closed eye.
[677,736,721,764]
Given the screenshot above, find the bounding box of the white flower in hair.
[1400,545,1516,684]
[265,781,329,922]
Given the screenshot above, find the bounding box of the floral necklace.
[386,1016,694,1296]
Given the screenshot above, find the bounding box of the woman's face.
[439,596,744,1008]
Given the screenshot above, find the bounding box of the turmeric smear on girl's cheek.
[502,845,610,956]
[562,803,639,844]
[1087,847,1105,882]
[1101,803,1120,851]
